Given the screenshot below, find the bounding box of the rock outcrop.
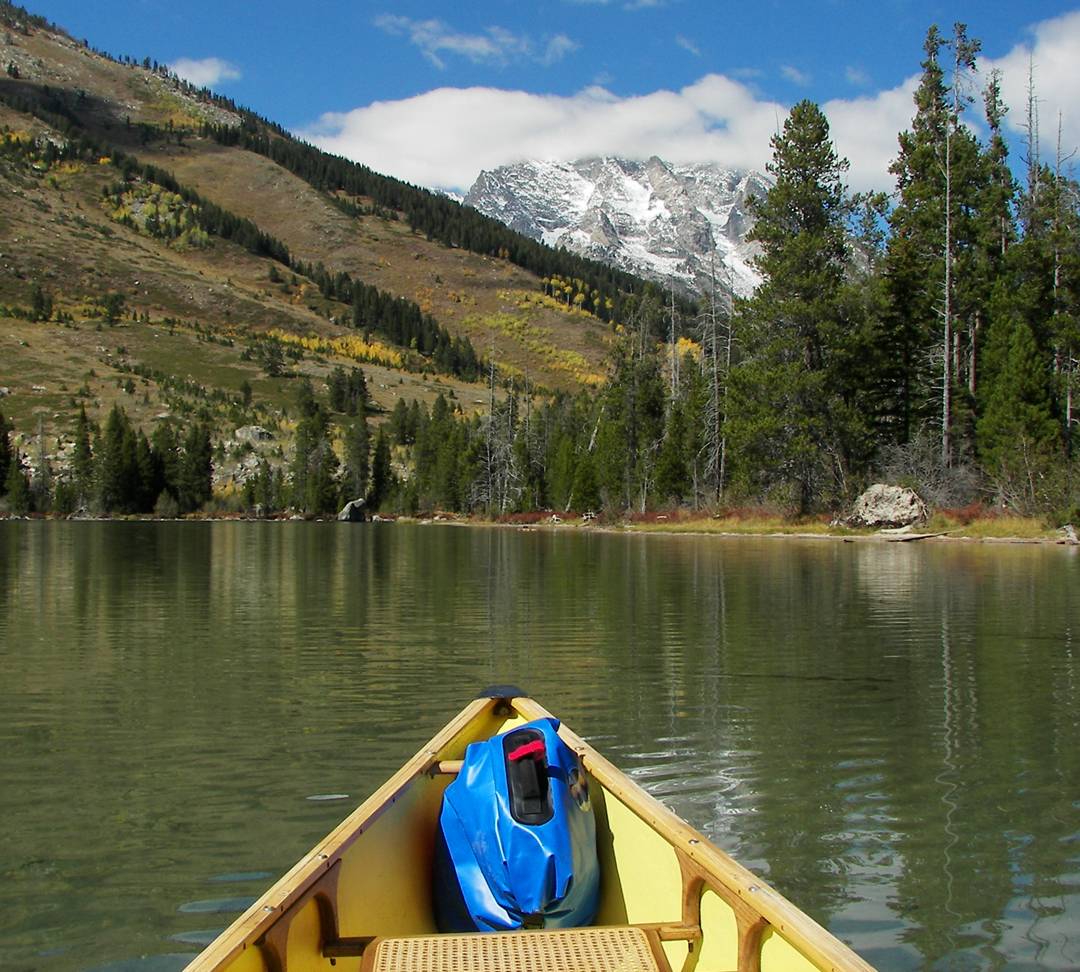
[337,498,367,522]
[849,484,928,528]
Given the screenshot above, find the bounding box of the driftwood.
[884,530,952,543]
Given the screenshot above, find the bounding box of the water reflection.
[1,523,1078,970]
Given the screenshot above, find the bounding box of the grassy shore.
[2,506,1075,545]
[476,507,1076,544]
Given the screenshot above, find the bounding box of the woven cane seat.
[362,926,662,972]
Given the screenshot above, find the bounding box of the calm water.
[1,522,1078,971]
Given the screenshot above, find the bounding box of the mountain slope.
[1,0,714,512]
[465,157,770,298]
[0,1,679,480]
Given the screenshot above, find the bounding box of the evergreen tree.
[327,366,348,413]
[367,428,393,511]
[288,381,333,511]
[0,409,12,497]
[295,376,318,419]
[178,424,213,513]
[593,340,664,512]
[71,406,94,509]
[343,415,370,502]
[306,436,340,514]
[882,27,949,442]
[727,100,865,514]
[571,449,601,513]
[388,398,411,446]
[97,405,139,513]
[977,318,1061,511]
[30,281,52,322]
[883,24,987,464]
[151,422,180,503]
[655,365,701,506]
[546,432,577,512]
[5,448,30,513]
[345,367,369,417]
[135,430,161,511]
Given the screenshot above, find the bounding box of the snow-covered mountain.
[464,157,770,298]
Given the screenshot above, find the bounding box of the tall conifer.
[727,100,864,513]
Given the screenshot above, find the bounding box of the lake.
[1,521,1077,971]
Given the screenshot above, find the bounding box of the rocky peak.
[464,156,770,298]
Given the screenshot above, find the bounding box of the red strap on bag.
[508,739,546,762]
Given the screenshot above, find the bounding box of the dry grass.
[626,514,867,537]
[926,511,1059,540]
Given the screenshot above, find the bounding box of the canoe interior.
[186,696,874,972]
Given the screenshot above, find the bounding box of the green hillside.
[0,0,669,514]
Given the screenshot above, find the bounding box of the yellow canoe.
[185,691,876,972]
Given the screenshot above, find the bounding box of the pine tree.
[343,415,370,502]
[30,281,52,322]
[97,405,140,513]
[71,406,94,509]
[546,432,577,512]
[5,448,30,513]
[883,24,986,466]
[0,410,12,497]
[881,27,949,445]
[654,396,690,506]
[593,339,664,511]
[178,424,212,513]
[367,428,393,511]
[327,366,348,413]
[151,422,180,503]
[306,436,340,514]
[345,367,369,417]
[727,100,864,514]
[978,318,1060,511]
[964,69,1017,447]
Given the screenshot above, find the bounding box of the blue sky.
[26,1,1080,192]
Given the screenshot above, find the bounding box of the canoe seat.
[359,926,667,972]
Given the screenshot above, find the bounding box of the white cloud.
[780,64,812,87]
[301,76,785,193]
[845,65,870,87]
[541,34,579,66]
[982,9,1080,168]
[168,57,240,88]
[375,15,576,70]
[675,34,701,57]
[300,9,1080,197]
[374,16,520,68]
[824,77,918,192]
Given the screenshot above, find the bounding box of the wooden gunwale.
[513,696,875,972]
[186,696,494,971]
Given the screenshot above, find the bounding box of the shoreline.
[3,511,1076,547]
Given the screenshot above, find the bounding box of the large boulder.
[235,425,274,443]
[338,498,367,522]
[849,484,928,528]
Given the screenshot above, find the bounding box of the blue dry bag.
[433,717,600,932]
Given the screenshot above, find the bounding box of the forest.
[1,24,1077,524]
[252,25,1078,523]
